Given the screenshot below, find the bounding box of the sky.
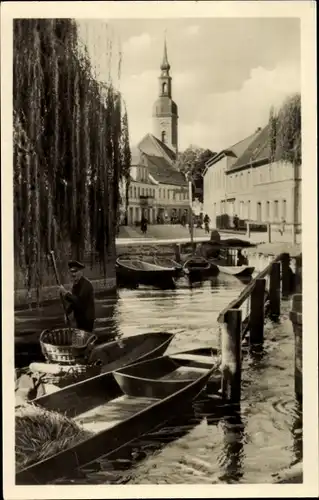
[77,18,300,152]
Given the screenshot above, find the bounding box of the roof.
[205,129,262,171]
[146,155,187,186]
[137,133,176,164]
[227,125,270,172]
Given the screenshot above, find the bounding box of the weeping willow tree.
[120,106,132,225]
[268,93,301,166]
[13,19,131,295]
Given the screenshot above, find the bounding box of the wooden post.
[281,252,291,298]
[295,255,302,293]
[289,294,302,402]
[269,262,281,318]
[221,309,242,404]
[267,222,272,243]
[250,278,266,345]
[188,179,194,246]
[174,243,181,263]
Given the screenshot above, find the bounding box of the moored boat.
[113,349,220,399]
[147,256,183,277]
[15,332,175,401]
[183,256,219,280]
[16,351,216,485]
[216,265,255,278]
[116,257,176,288]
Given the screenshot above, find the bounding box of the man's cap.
[68,260,85,270]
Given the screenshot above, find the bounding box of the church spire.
[160,35,170,72]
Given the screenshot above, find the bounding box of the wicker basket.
[40,328,97,365]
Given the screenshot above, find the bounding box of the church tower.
[152,38,178,154]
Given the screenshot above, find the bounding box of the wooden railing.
[218,252,302,403]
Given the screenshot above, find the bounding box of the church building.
[122,39,190,226]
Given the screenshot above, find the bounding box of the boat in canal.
[15,351,218,485]
[216,265,255,278]
[147,256,184,277]
[16,332,175,401]
[116,257,177,288]
[113,348,220,399]
[182,256,219,280]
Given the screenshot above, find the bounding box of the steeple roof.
[160,37,170,72]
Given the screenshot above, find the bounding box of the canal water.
[15,274,302,484]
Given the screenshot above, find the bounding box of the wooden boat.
[114,348,220,399]
[216,265,255,278]
[183,256,219,280]
[116,258,176,288]
[16,351,216,485]
[147,256,183,277]
[15,332,175,401]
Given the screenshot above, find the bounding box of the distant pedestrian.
[141,215,148,234]
[279,217,286,236]
[59,260,95,333]
[236,250,248,266]
[203,214,210,234]
[233,214,239,230]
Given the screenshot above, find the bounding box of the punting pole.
[49,250,72,330]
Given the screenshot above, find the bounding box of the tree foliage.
[268,93,301,166]
[13,19,131,293]
[174,146,215,202]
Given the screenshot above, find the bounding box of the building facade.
[203,126,302,233]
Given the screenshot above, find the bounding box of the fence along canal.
[216,252,302,404]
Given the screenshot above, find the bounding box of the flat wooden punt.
[15,332,174,404]
[116,258,176,288]
[217,265,255,277]
[182,257,219,280]
[89,331,175,373]
[113,352,219,400]
[16,359,214,485]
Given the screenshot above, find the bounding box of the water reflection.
[15,275,299,484]
[218,407,246,483]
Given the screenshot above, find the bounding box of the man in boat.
[236,250,248,266]
[59,260,95,333]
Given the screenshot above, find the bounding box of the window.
[161,131,166,143]
[266,201,270,220]
[282,199,287,219]
[162,82,167,94]
[141,188,144,196]
[129,187,132,198]
[159,188,161,198]
[137,187,140,197]
[247,201,251,219]
[240,173,243,189]
[134,187,136,198]
[274,200,279,219]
